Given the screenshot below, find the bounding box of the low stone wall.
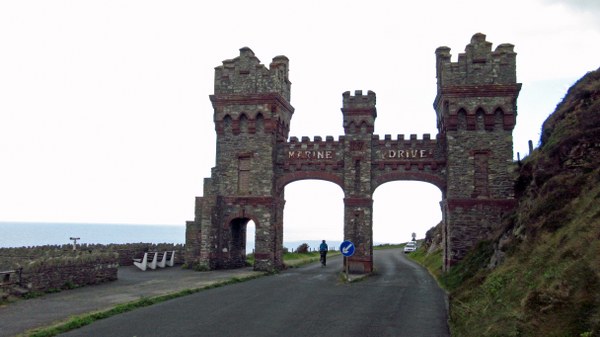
[0,243,185,295]
[0,243,185,269]
[21,252,118,292]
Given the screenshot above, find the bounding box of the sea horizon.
[0,221,346,252]
[0,221,186,248]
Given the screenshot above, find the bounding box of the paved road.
[61,249,449,337]
[0,266,262,337]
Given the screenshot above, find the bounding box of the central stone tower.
[341,90,377,272]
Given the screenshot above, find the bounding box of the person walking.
[319,240,328,266]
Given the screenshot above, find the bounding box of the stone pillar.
[344,198,373,273]
[341,90,377,273]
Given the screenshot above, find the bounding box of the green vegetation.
[374,243,403,250]
[410,68,600,337]
[283,251,341,268]
[446,175,600,337]
[408,246,444,281]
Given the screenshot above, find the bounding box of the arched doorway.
[227,217,252,269]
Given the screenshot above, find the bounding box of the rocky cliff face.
[484,68,600,265]
[445,67,600,336]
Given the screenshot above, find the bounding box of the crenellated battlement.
[214,47,291,101]
[280,135,345,174]
[435,33,516,87]
[342,90,377,111]
[288,135,341,143]
[342,90,377,134]
[373,133,437,142]
[372,133,444,165]
[434,33,521,134]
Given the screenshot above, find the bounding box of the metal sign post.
[339,240,355,281]
[69,237,80,251]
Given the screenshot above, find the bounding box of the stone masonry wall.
[21,254,118,292]
[436,33,520,269]
[187,47,294,271]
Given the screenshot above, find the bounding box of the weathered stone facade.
[186,33,521,272]
[435,33,521,268]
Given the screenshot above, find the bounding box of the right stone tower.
[434,33,522,270]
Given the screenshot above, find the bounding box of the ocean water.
[0,222,186,248]
[0,222,341,252]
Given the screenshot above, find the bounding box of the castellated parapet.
[342,90,377,112]
[435,33,516,87]
[214,47,291,101]
[342,90,377,134]
[434,33,521,133]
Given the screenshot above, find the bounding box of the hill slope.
[437,67,600,337]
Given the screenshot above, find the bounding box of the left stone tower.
[185,47,294,271]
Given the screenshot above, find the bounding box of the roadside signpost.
[69,237,80,251]
[340,240,355,280]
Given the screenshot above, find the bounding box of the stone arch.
[345,121,356,132]
[345,120,372,133]
[494,106,504,123]
[373,171,446,197]
[456,108,467,130]
[256,113,265,133]
[220,214,260,269]
[222,114,232,134]
[222,211,260,229]
[239,113,249,133]
[475,107,486,130]
[371,180,443,245]
[276,171,343,195]
[485,106,503,130]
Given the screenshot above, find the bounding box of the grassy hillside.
[415,67,600,337]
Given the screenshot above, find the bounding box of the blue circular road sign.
[340,240,355,257]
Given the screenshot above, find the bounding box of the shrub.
[295,243,309,254]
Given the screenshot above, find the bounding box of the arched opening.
[476,107,485,130]
[246,220,256,255]
[223,115,232,133]
[283,180,344,253]
[457,108,467,130]
[228,218,248,268]
[255,113,264,133]
[373,181,442,245]
[239,113,248,133]
[228,217,257,268]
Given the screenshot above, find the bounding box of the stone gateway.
[185,33,520,273]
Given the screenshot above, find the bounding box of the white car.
[403,242,417,253]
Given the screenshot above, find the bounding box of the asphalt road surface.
[61,248,449,337]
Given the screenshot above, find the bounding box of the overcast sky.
[1,0,599,246]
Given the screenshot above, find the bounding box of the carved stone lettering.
[288,150,334,160]
[383,149,430,159]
